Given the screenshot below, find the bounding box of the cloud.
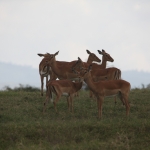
[0,0,150,72]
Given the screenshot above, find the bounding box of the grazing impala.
[38,50,101,96]
[73,65,130,119]
[43,77,83,113]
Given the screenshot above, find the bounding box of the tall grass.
[0,88,150,150]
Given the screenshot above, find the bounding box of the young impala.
[43,77,83,113]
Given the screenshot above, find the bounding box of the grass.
[0,88,150,150]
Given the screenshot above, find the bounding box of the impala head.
[81,64,92,78]
[72,57,92,80]
[97,49,114,62]
[72,57,85,72]
[86,49,101,63]
[39,51,59,75]
[43,51,59,66]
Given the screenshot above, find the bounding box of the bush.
[2,84,40,92]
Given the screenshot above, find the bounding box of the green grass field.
[0,88,150,150]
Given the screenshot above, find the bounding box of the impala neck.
[50,58,62,76]
[84,74,97,92]
[87,57,93,64]
[100,56,107,69]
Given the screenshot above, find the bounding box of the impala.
[97,49,121,103]
[73,57,122,101]
[73,65,130,119]
[43,77,83,113]
[38,55,57,96]
[38,50,101,96]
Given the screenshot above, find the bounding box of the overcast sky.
[0,0,150,72]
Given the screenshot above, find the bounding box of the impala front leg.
[43,96,49,114]
[53,94,61,113]
[70,95,74,113]
[40,75,44,96]
[67,96,70,111]
[97,96,103,119]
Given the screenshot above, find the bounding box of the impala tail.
[115,69,121,80]
[117,69,121,79]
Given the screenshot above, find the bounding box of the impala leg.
[123,94,130,116]
[75,91,79,97]
[89,90,93,98]
[114,96,117,104]
[118,93,125,105]
[53,94,61,113]
[46,76,48,92]
[70,95,73,113]
[97,96,103,119]
[40,75,44,96]
[43,96,49,114]
[67,96,70,111]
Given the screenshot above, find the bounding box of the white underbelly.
[62,93,69,96]
[105,89,120,97]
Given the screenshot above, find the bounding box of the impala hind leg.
[118,92,125,105]
[97,96,103,119]
[122,94,130,116]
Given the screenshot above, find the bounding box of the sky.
[0,0,150,72]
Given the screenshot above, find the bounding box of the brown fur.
[74,65,130,119]
[43,79,83,113]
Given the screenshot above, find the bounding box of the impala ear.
[86,49,91,54]
[97,50,102,55]
[37,53,45,57]
[78,57,82,62]
[102,49,106,53]
[54,51,59,56]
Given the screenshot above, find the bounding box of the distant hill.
[0,62,150,90]
[121,70,150,88]
[0,62,40,90]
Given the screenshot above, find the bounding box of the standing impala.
[73,57,122,102]
[37,50,101,96]
[43,77,83,113]
[38,54,57,96]
[73,65,130,119]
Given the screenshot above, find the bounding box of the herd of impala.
[37,49,130,119]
